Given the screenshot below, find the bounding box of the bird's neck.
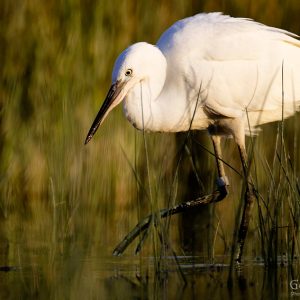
[122,49,210,132]
[123,49,168,131]
[123,79,163,131]
[123,79,210,133]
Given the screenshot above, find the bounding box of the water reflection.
[1,1,300,299]
[0,252,296,299]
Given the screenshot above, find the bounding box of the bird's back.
[157,13,300,130]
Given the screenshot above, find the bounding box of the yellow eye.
[125,69,133,76]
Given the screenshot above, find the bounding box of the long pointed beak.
[85,80,125,144]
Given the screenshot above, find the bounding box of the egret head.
[85,42,166,144]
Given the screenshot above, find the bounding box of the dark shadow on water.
[1,253,296,299]
[99,255,295,299]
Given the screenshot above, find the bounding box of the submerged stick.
[113,186,228,256]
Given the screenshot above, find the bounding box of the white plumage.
[85,12,300,262]
[85,12,300,145]
[155,12,300,133]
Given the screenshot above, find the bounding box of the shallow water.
[0,246,297,299]
[2,1,300,299]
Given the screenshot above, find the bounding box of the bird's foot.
[216,176,229,198]
[235,245,243,265]
[216,176,229,187]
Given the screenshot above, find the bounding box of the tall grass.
[0,0,300,297]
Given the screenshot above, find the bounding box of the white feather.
[108,13,300,139]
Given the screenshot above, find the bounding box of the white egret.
[85,13,300,261]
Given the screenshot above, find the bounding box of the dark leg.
[112,135,230,256]
[211,135,229,197]
[235,144,255,263]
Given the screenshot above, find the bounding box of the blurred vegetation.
[0,0,300,298]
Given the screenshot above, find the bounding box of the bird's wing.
[157,13,300,118]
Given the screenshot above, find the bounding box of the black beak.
[85,80,124,144]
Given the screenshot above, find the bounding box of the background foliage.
[0,0,299,298]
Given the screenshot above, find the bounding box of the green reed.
[0,0,300,297]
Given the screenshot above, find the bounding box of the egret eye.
[125,69,133,76]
